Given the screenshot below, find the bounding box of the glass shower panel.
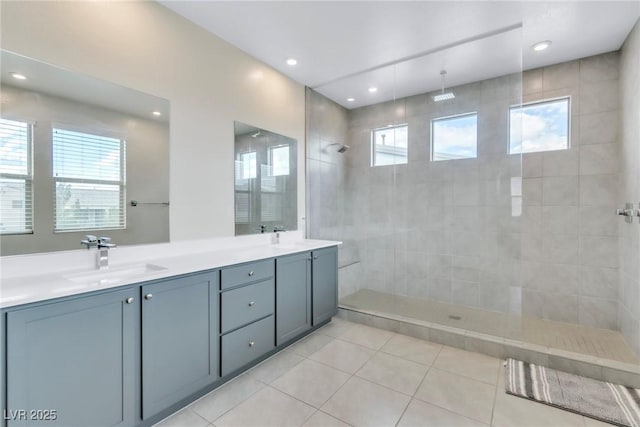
[413,33,523,336]
[307,25,524,341]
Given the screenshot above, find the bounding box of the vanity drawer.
[221,259,274,290]
[221,279,274,333]
[221,315,275,377]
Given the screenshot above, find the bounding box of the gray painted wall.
[619,18,640,355]
[1,85,169,255]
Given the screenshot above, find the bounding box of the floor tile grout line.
[194,376,267,424]
[406,351,497,427]
[489,363,503,427]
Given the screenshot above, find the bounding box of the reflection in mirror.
[0,50,170,255]
[234,121,297,235]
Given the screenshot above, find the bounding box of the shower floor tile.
[339,289,640,365]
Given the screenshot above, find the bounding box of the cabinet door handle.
[248,301,255,307]
[248,271,255,277]
[313,255,318,260]
[248,341,255,347]
[144,293,153,300]
[125,297,135,304]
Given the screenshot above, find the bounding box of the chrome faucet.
[81,235,98,249]
[271,226,285,244]
[80,235,116,270]
[96,237,116,270]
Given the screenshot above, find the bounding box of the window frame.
[430,111,478,162]
[370,123,409,167]
[52,126,127,233]
[268,144,290,177]
[508,96,571,155]
[0,117,34,235]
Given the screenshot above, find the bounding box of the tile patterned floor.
[155,318,615,427]
[340,289,640,364]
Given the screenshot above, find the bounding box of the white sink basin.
[64,263,167,285]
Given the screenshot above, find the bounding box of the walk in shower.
[306,21,640,374]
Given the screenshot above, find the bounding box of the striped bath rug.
[505,358,640,427]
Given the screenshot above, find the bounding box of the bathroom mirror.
[234,121,297,235]
[0,50,170,255]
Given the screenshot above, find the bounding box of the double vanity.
[0,236,339,427]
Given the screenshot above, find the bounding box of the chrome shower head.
[328,142,350,153]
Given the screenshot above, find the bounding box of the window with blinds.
[52,128,126,231]
[0,118,33,234]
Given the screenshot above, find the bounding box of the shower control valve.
[617,203,636,224]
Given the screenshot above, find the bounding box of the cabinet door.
[141,272,218,419]
[7,288,137,427]
[276,252,311,345]
[312,246,338,325]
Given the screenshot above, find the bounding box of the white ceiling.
[163,1,640,109]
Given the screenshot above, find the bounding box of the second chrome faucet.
[81,235,117,270]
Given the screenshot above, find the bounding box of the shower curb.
[337,306,640,388]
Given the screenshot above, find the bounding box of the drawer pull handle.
[145,293,153,300]
[248,341,255,347]
[248,271,255,276]
[125,297,135,304]
[248,301,255,307]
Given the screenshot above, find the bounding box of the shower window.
[431,112,478,161]
[509,97,570,154]
[371,124,408,166]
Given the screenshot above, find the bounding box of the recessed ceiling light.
[532,41,552,52]
[152,111,161,116]
[347,98,355,102]
[10,72,27,80]
[368,87,378,93]
[286,58,297,66]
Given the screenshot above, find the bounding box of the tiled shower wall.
[344,76,523,315]
[307,51,624,331]
[520,53,621,329]
[305,88,359,298]
[619,19,640,355]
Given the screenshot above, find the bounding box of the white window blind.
[0,118,33,234]
[52,128,126,231]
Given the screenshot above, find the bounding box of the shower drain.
[448,315,462,320]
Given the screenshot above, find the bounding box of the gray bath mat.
[505,358,640,427]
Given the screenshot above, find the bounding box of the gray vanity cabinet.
[6,288,138,427]
[2,245,339,427]
[312,246,338,326]
[276,252,312,345]
[141,271,219,419]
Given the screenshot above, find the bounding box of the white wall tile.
[580,79,619,115]
[579,144,619,175]
[542,176,579,205]
[579,235,619,268]
[579,111,619,145]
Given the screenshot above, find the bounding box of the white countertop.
[0,234,340,309]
